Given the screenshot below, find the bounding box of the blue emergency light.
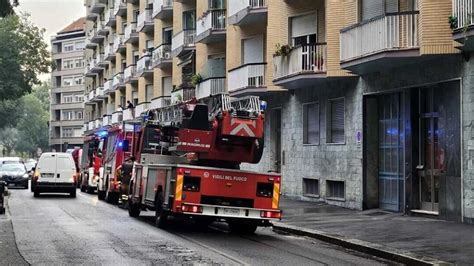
[260,100,267,111]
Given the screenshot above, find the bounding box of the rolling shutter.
[243,36,264,64]
[330,99,345,143]
[361,0,385,21]
[291,13,317,39]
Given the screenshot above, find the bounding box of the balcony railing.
[135,102,149,118]
[104,80,113,93]
[113,0,126,16]
[88,121,95,130]
[137,8,153,31]
[171,87,195,104]
[137,55,152,75]
[111,111,123,124]
[152,0,173,18]
[197,9,226,36]
[228,0,267,18]
[196,78,226,99]
[228,63,266,92]
[124,65,137,82]
[103,115,111,126]
[453,0,474,30]
[113,34,125,52]
[150,96,171,109]
[172,29,196,52]
[112,72,124,89]
[273,43,327,80]
[96,86,105,99]
[124,22,137,42]
[340,11,419,62]
[152,44,172,66]
[104,9,115,26]
[88,90,96,101]
[123,109,134,121]
[94,118,103,129]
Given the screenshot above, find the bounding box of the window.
[62,111,74,120]
[63,42,74,52]
[303,102,320,145]
[162,27,173,44]
[303,178,319,197]
[75,41,85,50]
[74,76,84,85]
[62,128,73,137]
[290,13,317,46]
[326,180,345,200]
[327,98,345,144]
[63,94,74,103]
[75,95,84,102]
[63,59,75,69]
[63,76,74,86]
[75,58,84,68]
[209,0,225,9]
[183,10,196,30]
[145,84,153,102]
[75,111,83,120]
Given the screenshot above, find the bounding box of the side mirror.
[122,140,130,152]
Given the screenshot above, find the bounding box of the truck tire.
[106,191,118,204]
[86,186,94,194]
[33,191,39,198]
[128,202,140,217]
[228,222,257,234]
[154,192,168,229]
[70,190,76,198]
[98,189,106,200]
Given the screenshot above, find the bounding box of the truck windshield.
[142,126,162,154]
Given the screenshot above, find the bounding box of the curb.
[272,222,452,266]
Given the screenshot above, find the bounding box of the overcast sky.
[15,0,86,44]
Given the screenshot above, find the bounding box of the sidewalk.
[273,198,474,265]
[0,195,29,266]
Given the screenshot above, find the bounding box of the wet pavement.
[4,187,393,265]
[278,198,474,264]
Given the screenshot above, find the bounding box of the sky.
[14,0,86,80]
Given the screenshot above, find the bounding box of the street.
[5,187,392,265]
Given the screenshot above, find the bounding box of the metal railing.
[453,0,474,30]
[88,90,96,101]
[137,55,152,75]
[340,11,419,62]
[94,118,103,129]
[152,44,172,66]
[152,0,173,17]
[113,34,124,52]
[123,109,134,121]
[111,111,123,124]
[104,80,113,93]
[228,63,266,92]
[124,22,137,41]
[150,96,171,109]
[104,9,115,25]
[196,78,226,99]
[171,87,195,104]
[96,86,105,98]
[197,9,226,36]
[135,102,150,118]
[124,65,137,81]
[172,29,196,51]
[112,72,123,89]
[113,0,126,15]
[137,8,153,30]
[273,43,327,80]
[229,0,267,17]
[103,115,111,126]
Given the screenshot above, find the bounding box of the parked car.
[0,157,24,165]
[0,162,29,189]
[24,159,37,180]
[32,153,77,198]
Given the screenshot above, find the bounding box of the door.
[37,154,57,183]
[378,93,404,211]
[271,108,282,173]
[55,154,76,184]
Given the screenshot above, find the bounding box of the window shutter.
[330,99,345,143]
[163,77,172,96]
[243,36,264,64]
[291,13,317,39]
[303,103,320,144]
[361,0,384,21]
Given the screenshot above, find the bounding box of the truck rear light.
[177,168,184,175]
[260,211,281,219]
[183,176,200,192]
[256,183,273,198]
[181,204,203,213]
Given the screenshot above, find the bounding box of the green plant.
[449,15,458,30]
[273,43,292,57]
[191,73,202,86]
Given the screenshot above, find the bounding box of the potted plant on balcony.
[191,73,202,86]
[449,15,458,30]
[273,43,292,57]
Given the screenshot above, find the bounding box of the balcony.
[171,86,195,104]
[85,58,104,76]
[111,111,123,124]
[150,96,171,109]
[452,0,474,51]
[340,11,419,74]
[86,8,98,21]
[196,9,226,43]
[104,9,116,27]
[90,0,106,14]
[228,0,267,26]
[96,53,108,67]
[123,109,134,121]
[113,0,127,16]
[113,34,126,53]
[195,59,226,99]
[94,118,103,129]
[113,72,125,90]
[273,43,327,88]
[135,102,150,118]
[228,63,266,96]
[104,43,116,61]
[124,22,139,44]
[97,20,109,36]
[85,38,97,50]
[137,55,153,77]
[137,8,154,32]
[152,44,172,68]
[104,80,113,94]
[152,0,173,19]
[86,90,96,104]
[124,65,138,83]
[103,114,112,126]
[94,86,106,101]
[171,29,196,57]
[89,28,105,44]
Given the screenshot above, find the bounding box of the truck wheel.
[70,190,76,198]
[33,191,39,197]
[98,189,106,200]
[128,203,140,217]
[86,186,94,194]
[154,192,167,228]
[106,191,118,204]
[228,222,257,234]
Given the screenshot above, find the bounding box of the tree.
[0,0,19,18]
[31,81,50,112]
[0,127,19,155]
[0,99,21,128]
[0,14,51,101]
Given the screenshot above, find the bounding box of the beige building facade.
[83,0,474,223]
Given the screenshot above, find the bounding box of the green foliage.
[0,127,19,155]
[0,13,51,101]
[273,43,292,57]
[191,73,202,86]
[0,0,18,18]
[449,16,458,30]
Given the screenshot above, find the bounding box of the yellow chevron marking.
[176,174,183,201]
[272,183,280,209]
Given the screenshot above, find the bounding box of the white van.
[32,152,77,197]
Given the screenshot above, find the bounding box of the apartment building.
[50,18,86,152]
[83,0,474,224]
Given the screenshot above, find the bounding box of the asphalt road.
[6,187,394,265]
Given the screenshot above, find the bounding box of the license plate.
[222,208,241,216]
[41,173,54,178]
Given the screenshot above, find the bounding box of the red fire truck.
[127,95,281,233]
[80,135,101,193]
